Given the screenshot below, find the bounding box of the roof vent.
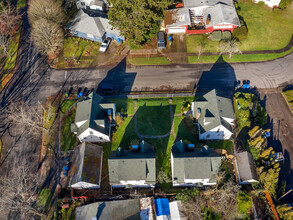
[131,145,139,152]
[116,147,123,157]
[188,144,195,151]
[201,145,210,155]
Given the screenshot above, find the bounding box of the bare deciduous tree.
[181,196,204,220]
[217,39,242,59]
[0,166,45,219]
[28,0,65,26]
[7,101,47,137]
[0,33,10,56]
[31,18,64,56]
[0,2,22,36]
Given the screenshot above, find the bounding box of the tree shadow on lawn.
[174,117,198,144]
[136,103,175,136]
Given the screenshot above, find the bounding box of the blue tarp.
[155,198,170,216]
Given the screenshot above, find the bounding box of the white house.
[254,0,281,8]
[191,89,235,140]
[71,92,116,143]
[164,0,241,34]
[76,0,105,12]
[70,143,103,189]
[171,140,222,187]
[108,141,156,188]
[235,151,259,184]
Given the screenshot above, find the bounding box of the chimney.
[201,145,210,155]
[116,147,123,157]
[196,108,201,121]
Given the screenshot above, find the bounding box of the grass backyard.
[186,3,293,53]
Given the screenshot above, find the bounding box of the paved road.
[261,93,293,191]
[40,54,293,100]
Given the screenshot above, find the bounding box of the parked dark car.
[100,83,119,94]
[157,32,166,49]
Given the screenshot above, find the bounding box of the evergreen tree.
[107,0,168,45]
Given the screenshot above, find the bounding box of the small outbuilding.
[235,151,259,184]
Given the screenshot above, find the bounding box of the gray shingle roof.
[76,199,140,220]
[66,9,121,38]
[165,8,191,28]
[192,89,234,133]
[172,140,221,184]
[70,144,103,186]
[236,151,259,182]
[71,92,116,137]
[108,141,156,184]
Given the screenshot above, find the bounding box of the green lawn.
[128,57,171,65]
[107,98,135,115]
[188,47,293,63]
[37,188,52,211]
[61,99,78,114]
[4,27,22,70]
[283,90,293,110]
[136,98,172,136]
[61,107,78,151]
[17,0,26,9]
[63,37,100,58]
[186,3,293,53]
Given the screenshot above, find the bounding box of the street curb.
[281,92,293,116]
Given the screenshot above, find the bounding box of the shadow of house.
[97,58,136,95]
[196,55,236,98]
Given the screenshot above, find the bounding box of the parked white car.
[99,38,111,53]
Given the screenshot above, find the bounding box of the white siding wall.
[78,128,110,142]
[199,125,233,140]
[167,27,186,34]
[254,0,281,7]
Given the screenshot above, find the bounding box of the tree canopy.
[107,0,168,45]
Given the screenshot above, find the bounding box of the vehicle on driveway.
[157,32,166,49]
[99,38,111,53]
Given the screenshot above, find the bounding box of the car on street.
[100,83,119,94]
[99,38,111,53]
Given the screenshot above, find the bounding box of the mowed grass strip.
[129,57,171,65]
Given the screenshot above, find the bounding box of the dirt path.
[261,93,293,191]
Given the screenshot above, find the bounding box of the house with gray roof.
[171,140,221,186]
[70,143,103,189]
[71,92,116,143]
[75,199,140,220]
[235,151,259,184]
[66,9,124,43]
[164,0,240,34]
[108,140,156,188]
[191,89,235,140]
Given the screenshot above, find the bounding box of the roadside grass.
[283,90,293,110]
[186,3,293,53]
[17,0,26,9]
[37,188,52,211]
[4,27,22,71]
[61,107,78,151]
[128,57,171,65]
[188,47,293,64]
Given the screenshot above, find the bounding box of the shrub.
[257,1,265,6]
[211,31,222,41]
[232,26,248,41]
[279,0,292,9]
[237,192,252,218]
[175,188,199,202]
[222,31,232,41]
